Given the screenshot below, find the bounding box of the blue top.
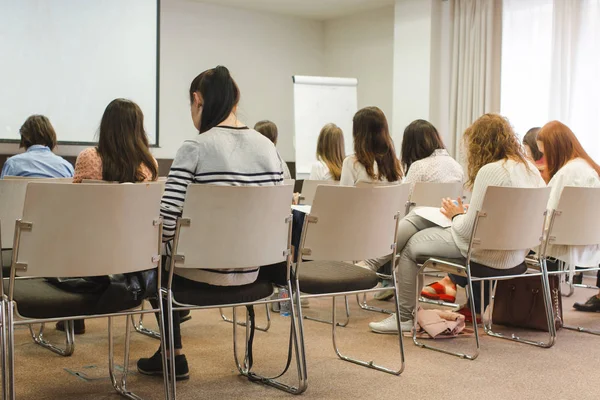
[1,145,74,178]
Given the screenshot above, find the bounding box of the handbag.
[492,275,563,332]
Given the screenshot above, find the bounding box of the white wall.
[1,0,325,162]
[323,6,395,133]
[156,0,324,161]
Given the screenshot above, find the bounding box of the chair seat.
[172,279,274,307]
[4,278,142,319]
[416,257,527,278]
[298,261,379,295]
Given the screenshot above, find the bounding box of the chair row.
[1,181,599,399]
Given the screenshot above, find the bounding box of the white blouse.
[545,158,600,266]
[309,160,333,181]
[403,149,464,186]
[340,155,398,186]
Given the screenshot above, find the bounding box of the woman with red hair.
[537,120,600,312]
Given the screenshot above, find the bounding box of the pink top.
[73,148,157,183]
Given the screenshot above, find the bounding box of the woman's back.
[73,147,156,183]
[404,149,464,184]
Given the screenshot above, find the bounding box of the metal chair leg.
[132,301,161,340]
[483,267,557,348]
[6,301,16,400]
[233,280,308,394]
[28,321,75,357]
[331,293,405,375]
[303,295,350,327]
[219,304,272,332]
[356,293,394,314]
[108,316,143,400]
[1,299,8,400]
[413,268,480,360]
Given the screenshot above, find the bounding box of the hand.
[441,197,465,220]
[292,193,300,205]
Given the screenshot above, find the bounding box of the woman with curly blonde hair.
[369,113,545,334]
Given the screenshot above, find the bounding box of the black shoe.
[137,350,189,381]
[573,295,600,312]
[180,310,192,324]
[56,320,86,335]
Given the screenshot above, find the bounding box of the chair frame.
[1,197,167,400]
[413,196,556,360]
[161,207,307,399]
[296,208,406,376]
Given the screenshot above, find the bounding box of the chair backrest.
[283,179,295,186]
[14,182,162,277]
[302,185,409,261]
[0,179,31,248]
[410,182,464,208]
[548,186,600,246]
[471,186,551,251]
[299,180,339,205]
[3,176,72,182]
[174,184,293,269]
[355,180,398,188]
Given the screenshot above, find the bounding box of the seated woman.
[369,114,545,334]
[340,107,402,186]
[536,121,600,312]
[377,119,464,300]
[137,66,284,380]
[310,123,345,181]
[56,98,158,334]
[401,119,464,188]
[1,115,73,178]
[254,120,292,179]
[522,127,546,180]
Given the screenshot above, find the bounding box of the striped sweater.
[161,126,284,286]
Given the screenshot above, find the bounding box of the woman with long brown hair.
[58,99,158,335]
[310,123,345,181]
[536,121,600,312]
[340,107,402,186]
[369,114,545,334]
[72,98,158,183]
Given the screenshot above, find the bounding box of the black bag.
[492,275,563,332]
[47,269,157,313]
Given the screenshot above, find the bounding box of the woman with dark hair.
[340,106,402,186]
[369,114,544,334]
[56,99,158,335]
[1,115,73,178]
[522,127,546,179]
[137,66,284,380]
[254,120,291,179]
[72,99,158,183]
[401,119,463,186]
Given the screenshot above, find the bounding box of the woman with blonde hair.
[310,123,345,181]
[369,113,545,334]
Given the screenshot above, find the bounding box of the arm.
[72,148,99,183]
[339,157,356,186]
[451,164,507,242]
[1,159,14,178]
[160,142,199,243]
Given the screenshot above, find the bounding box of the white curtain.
[501,0,600,160]
[448,0,503,162]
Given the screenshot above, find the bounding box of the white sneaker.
[368,313,413,334]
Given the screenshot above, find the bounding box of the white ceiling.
[194,0,395,20]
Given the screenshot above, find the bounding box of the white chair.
[408,181,464,211]
[298,179,338,205]
[1,182,164,399]
[296,185,407,375]
[544,186,600,335]
[162,184,305,399]
[414,186,553,360]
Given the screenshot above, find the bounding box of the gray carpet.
[7,277,600,399]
